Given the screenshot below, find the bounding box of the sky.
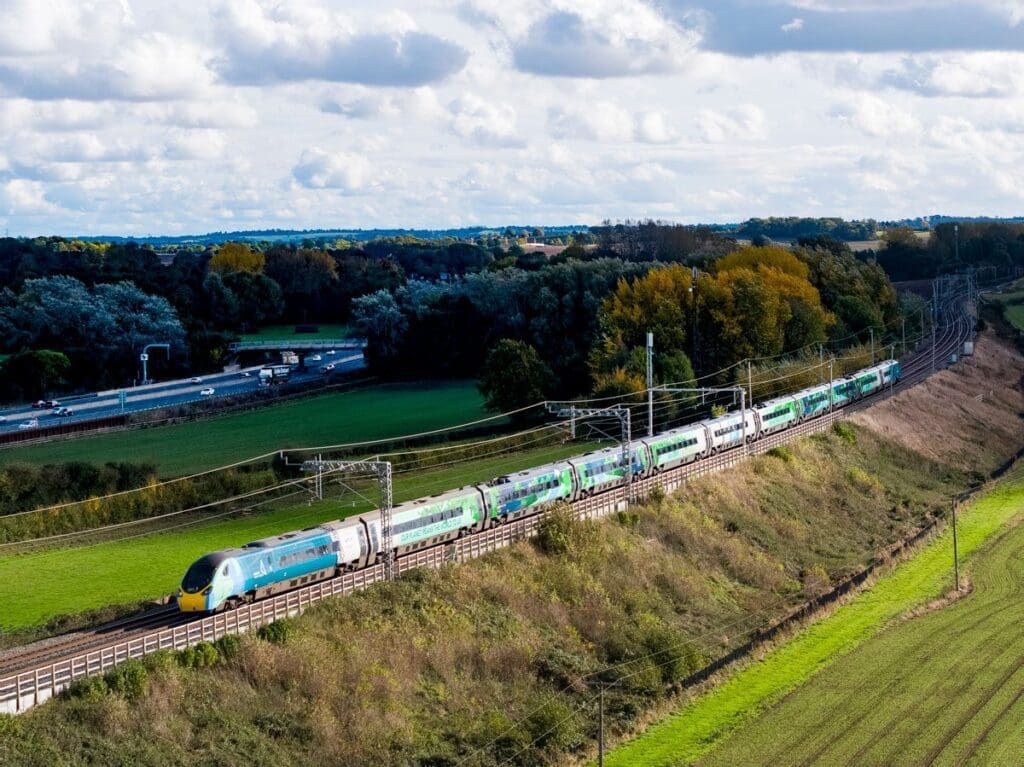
[0,0,1023,236]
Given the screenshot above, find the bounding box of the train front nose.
[177,588,210,612]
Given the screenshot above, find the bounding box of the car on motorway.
[307,354,322,362]
[52,406,74,417]
[325,349,336,355]
[319,363,335,373]
[189,377,202,384]
[18,418,39,430]
[240,371,252,377]
[200,387,215,396]
[32,399,59,409]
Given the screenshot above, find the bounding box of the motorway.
[0,352,365,435]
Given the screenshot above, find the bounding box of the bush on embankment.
[0,423,982,767]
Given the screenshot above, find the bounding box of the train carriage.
[705,409,758,453]
[481,462,575,522]
[829,376,860,408]
[366,486,488,560]
[752,396,799,436]
[641,423,708,472]
[179,527,341,612]
[796,383,832,419]
[568,444,648,498]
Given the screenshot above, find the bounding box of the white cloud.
[0,33,216,101]
[292,148,373,191]
[781,17,804,33]
[695,105,767,142]
[212,0,467,86]
[830,93,920,137]
[513,1,699,78]
[448,94,523,147]
[879,53,1024,98]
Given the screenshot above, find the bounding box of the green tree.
[0,349,70,400]
[478,339,553,416]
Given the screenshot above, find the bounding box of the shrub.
[0,713,21,737]
[766,446,794,463]
[535,503,588,555]
[214,633,242,660]
[833,421,857,444]
[65,675,109,703]
[256,619,294,645]
[177,642,220,669]
[141,650,177,674]
[104,659,148,701]
[801,563,832,600]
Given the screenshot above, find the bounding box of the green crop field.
[237,323,350,342]
[608,464,1024,767]
[0,438,599,632]
[0,381,488,477]
[989,288,1024,332]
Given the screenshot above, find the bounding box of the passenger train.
[177,359,901,612]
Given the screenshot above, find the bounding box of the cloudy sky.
[0,0,1023,236]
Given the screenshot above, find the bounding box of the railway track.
[0,287,978,714]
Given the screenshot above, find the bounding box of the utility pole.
[954,223,959,265]
[598,685,605,767]
[869,328,875,365]
[952,497,960,592]
[646,331,654,438]
[747,360,753,404]
[819,344,824,384]
[901,318,906,357]
[299,458,394,579]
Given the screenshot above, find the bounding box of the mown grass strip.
[606,464,1024,767]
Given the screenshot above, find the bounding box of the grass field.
[989,288,1024,331]
[0,438,598,631]
[607,464,1024,767]
[237,323,350,342]
[0,381,488,477]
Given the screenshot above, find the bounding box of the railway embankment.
[1,331,1021,767]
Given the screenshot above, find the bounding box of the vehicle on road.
[18,419,39,430]
[259,365,291,386]
[200,388,215,396]
[32,399,59,409]
[307,354,322,362]
[320,363,335,373]
[240,371,251,377]
[326,349,336,355]
[189,377,202,384]
[52,407,74,417]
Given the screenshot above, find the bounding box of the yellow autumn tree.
[208,242,265,275]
